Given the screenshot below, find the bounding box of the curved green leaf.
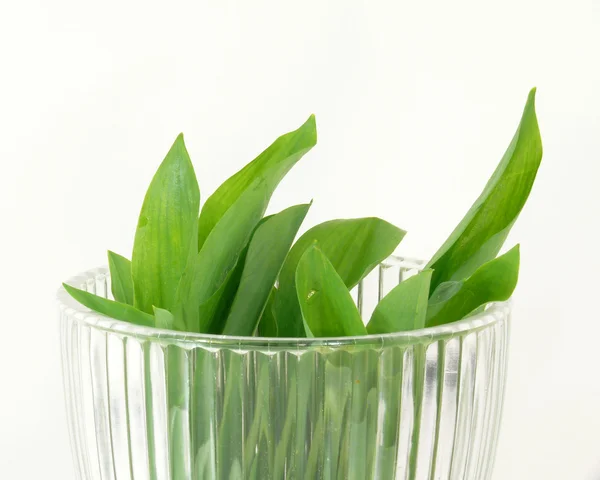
[426,89,542,292]
[132,134,200,313]
[197,215,275,334]
[257,289,278,337]
[196,266,239,334]
[107,250,133,305]
[174,180,269,332]
[62,283,154,327]
[187,215,278,334]
[426,244,520,327]
[275,217,405,337]
[223,203,311,336]
[197,115,317,250]
[295,246,367,337]
[366,269,432,334]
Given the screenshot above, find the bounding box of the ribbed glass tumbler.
[58,257,510,480]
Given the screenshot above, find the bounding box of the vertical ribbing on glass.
[59,262,510,480]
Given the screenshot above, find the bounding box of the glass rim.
[57,257,511,349]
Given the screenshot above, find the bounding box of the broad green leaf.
[295,246,367,337]
[153,306,176,330]
[62,283,154,327]
[174,180,269,332]
[197,115,317,250]
[366,269,432,334]
[426,244,520,327]
[275,218,405,337]
[257,289,278,337]
[107,250,133,305]
[426,89,542,292]
[198,215,274,334]
[223,203,311,336]
[132,134,200,314]
[197,267,239,334]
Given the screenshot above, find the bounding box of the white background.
[1,1,599,479]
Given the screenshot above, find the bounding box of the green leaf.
[366,269,432,334]
[107,251,134,305]
[197,266,239,334]
[275,217,405,337]
[426,244,520,327]
[62,283,154,327]
[257,289,278,337]
[223,203,311,336]
[132,134,200,314]
[197,115,317,250]
[426,89,542,292]
[153,306,175,330]
[174,180,269,332]
[295,246,367,337]
[198,215,274,334]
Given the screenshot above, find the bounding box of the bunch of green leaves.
[295,88,541,337]
[63,115,400,337]
[64,88,542,338]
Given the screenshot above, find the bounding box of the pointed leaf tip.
[367,268,432,334]
[507,243,520,258]
[426,245,521,328]
[425,89,541,291]
[107,250,134,305]
[62,283,155,327]
[197,116,317,250]
[526,87,537,107]
[300,114,317,143]
[153,306,176,330]
[132,129,199,314]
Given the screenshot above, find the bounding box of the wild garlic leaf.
[275,217,405,337]
[197,266,239,334]
[426,89,542,293]
[257,289,278,337]
[198,215,274,334]
[107,251,134,305]
[426,244,520,327]
[366,269,432,334]
[197,115,317,250]
[295,246,367,337]
[174,180,269,332]
[223,203,311,336]
[132,134,200,314]
[153,306,176,330]
[62,283,154,327]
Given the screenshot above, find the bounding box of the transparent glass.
[58,257,510,480]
